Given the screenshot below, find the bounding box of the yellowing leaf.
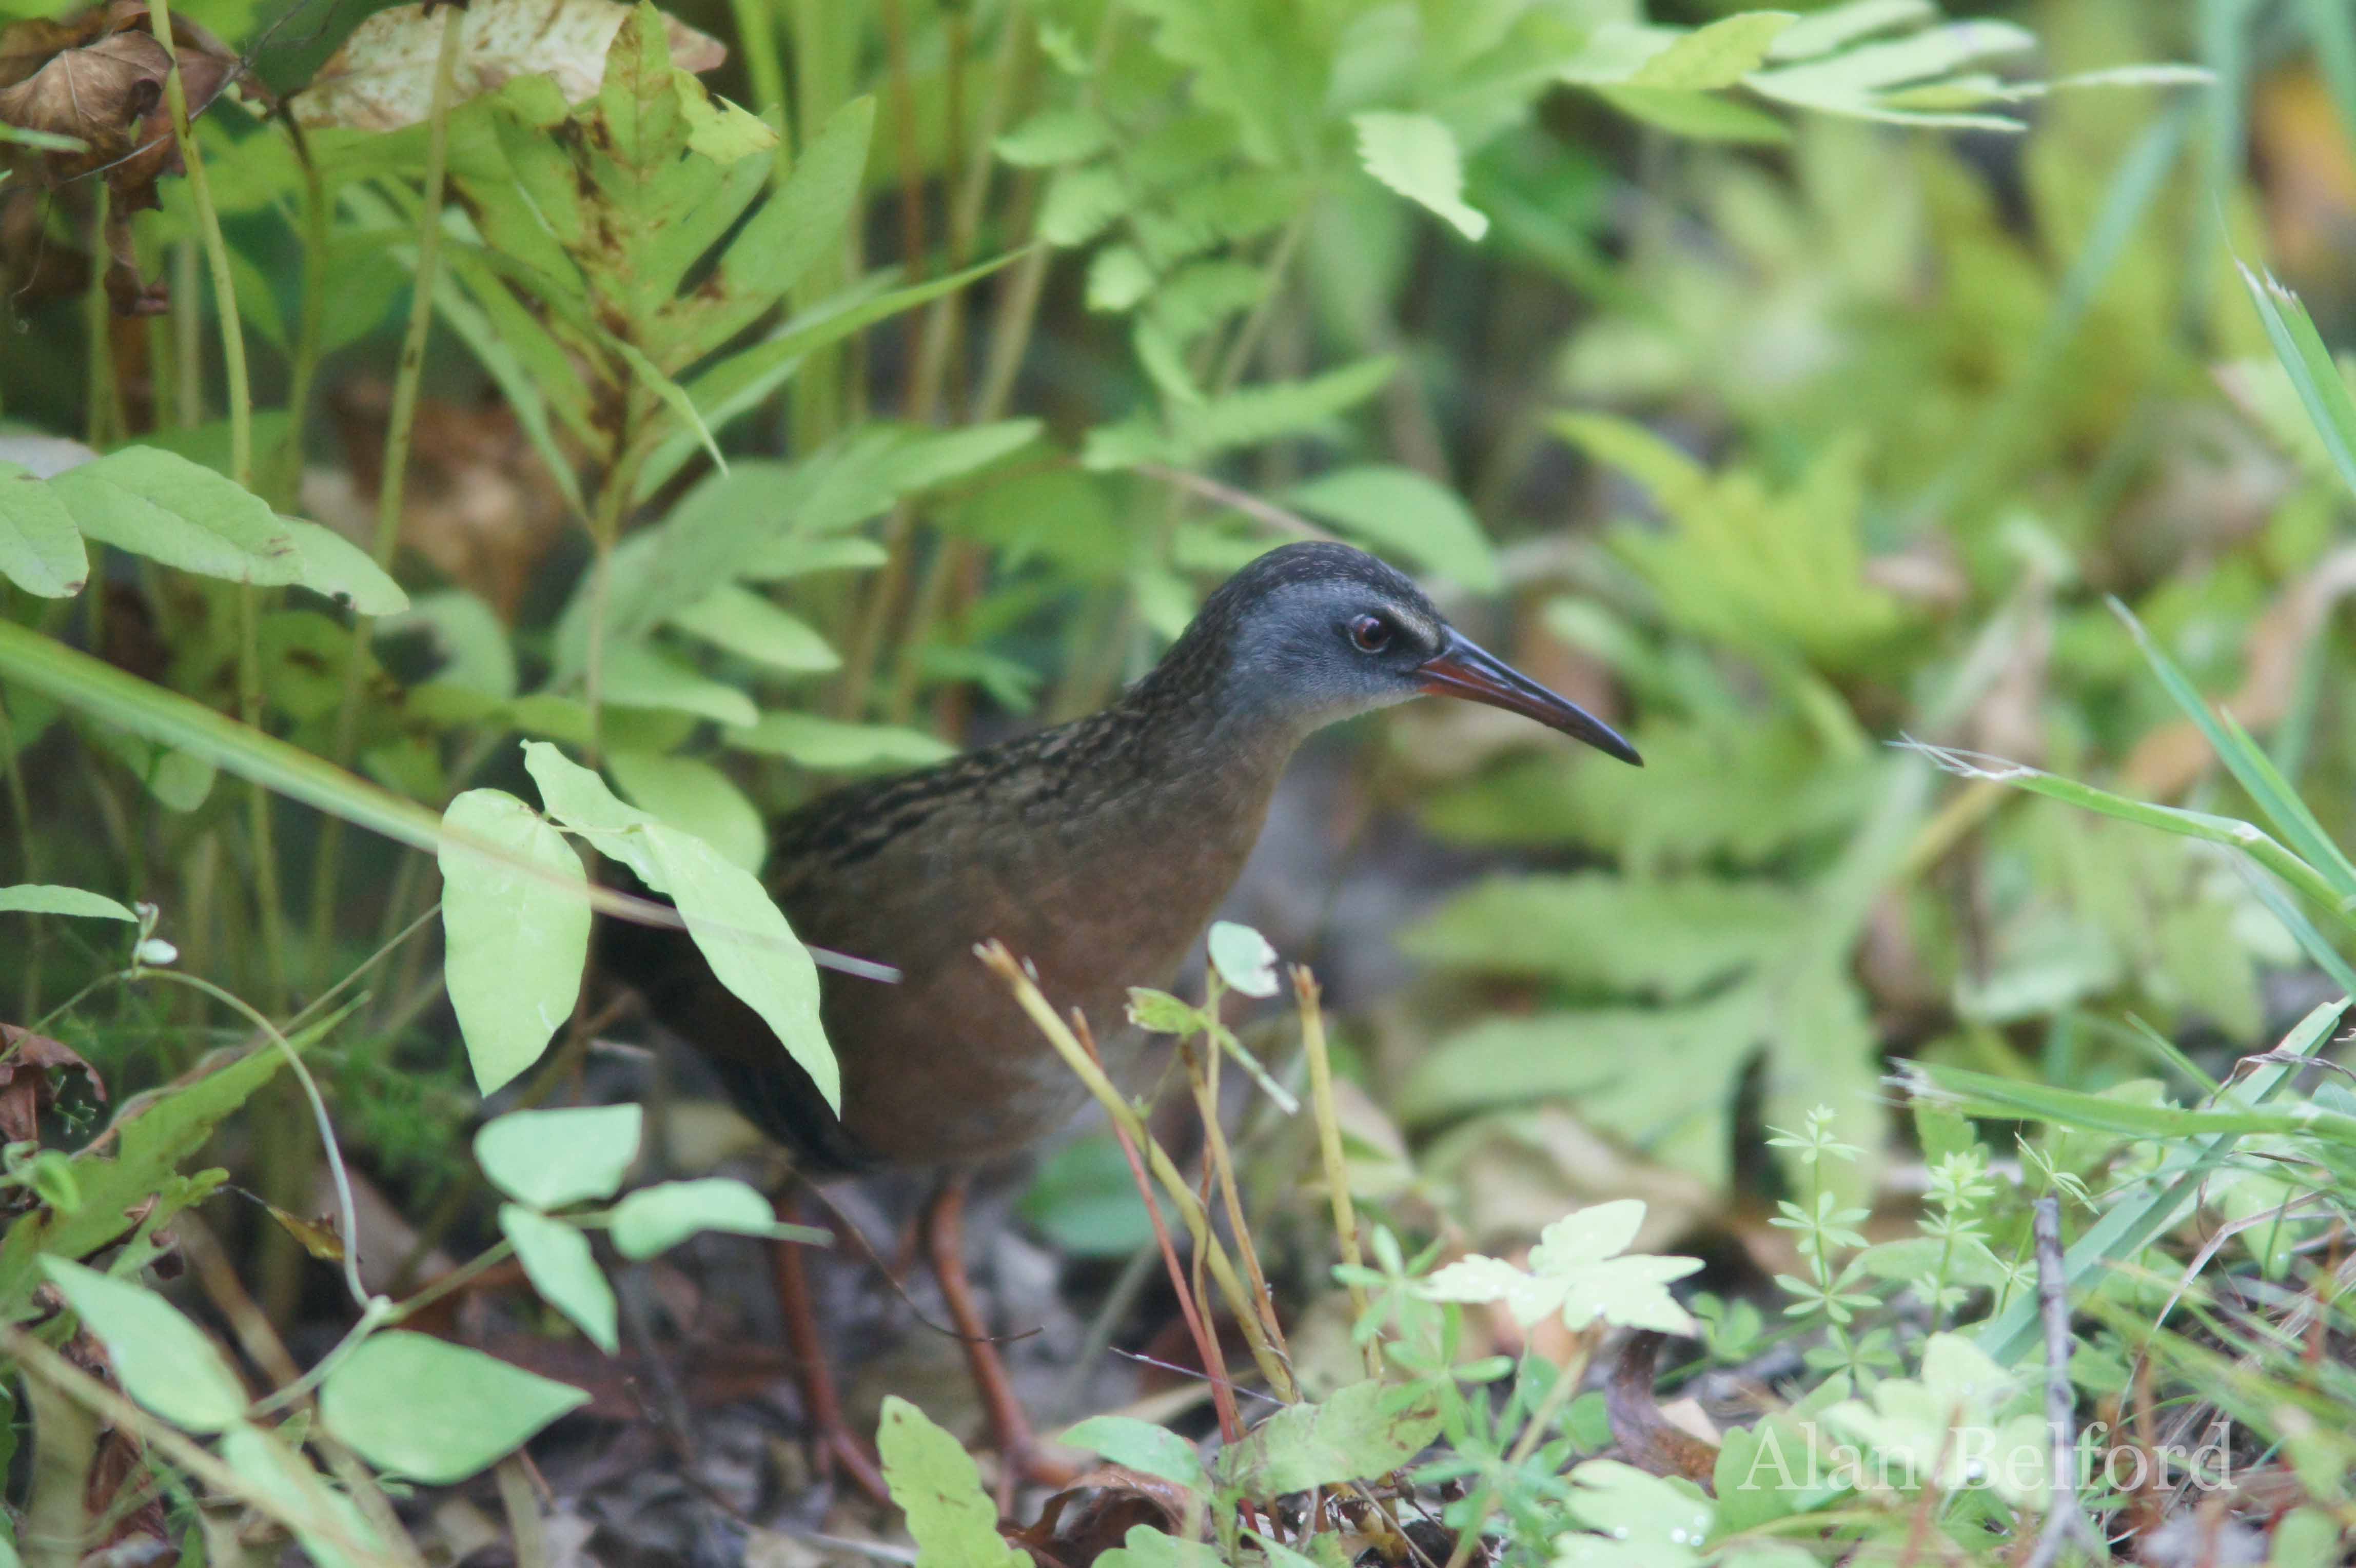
[295,0,725,131]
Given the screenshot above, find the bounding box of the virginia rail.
[603,541,1640,1500]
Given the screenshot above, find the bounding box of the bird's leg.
[770,1189,891,1506]
[920,1172,1079,1511]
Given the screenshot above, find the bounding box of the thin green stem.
[81,185,118,449]
[238,585,288,1010]
[309,3,463,981]
[147,0,248,487]
[276,116,332,511]
[134,966,376,1311]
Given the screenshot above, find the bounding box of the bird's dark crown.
[1125,541,1449,732]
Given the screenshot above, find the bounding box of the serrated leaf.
[42,1259,248,1432]
[0,884,135,920]
[320,1330,588,1483]
[1040,162,1131,247]
[1628,12,1796,88]
[0,462,86,597]
[500,1204,617,1353]
[1351,112,1487,241]
[438,790,591,1094]
[877,1396,1028,1567]
[996,106,1110,166]
[1419,1199,1701,1334]
[474,1104,643,1210]
[1213,1381,1441,1497]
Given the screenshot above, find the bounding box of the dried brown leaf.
[0,1024,109,1147]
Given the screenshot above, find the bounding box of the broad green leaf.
[474,1104,643,1210]
[1126,988,1207,1036]
[42,1259,247,1432]
[1593,85,1791,142]
[383,590,517,698]
[1351,112,1488,241]
[605,750,767,872]
[320,1330,588,1483]
[1017,1136,1157,1259]
[279,517,410,615]
[49,448,299,585]
[218,1425,385,1568]
[597,642,760,728]
[523,742,836,1108]
[669,584,839,673]
[727,713,955,771]
[877,1395,1028,1567]
[996,106,1111,166]
[1769,0,1936,62]
[438,790,592,1094]
[1058,1415,1206,1493]
[0,462,86,597]
[1283,465,1500,591]
[500,1204,617,1353]
[0,884,135,921]
[1095,1528,1224,1567]
[1206,920,1279,997]
[1420,1200,1701,1334]
[1039,162,1131,247]
[740,535,888,580]
[1213,1381,1442,1497]
[1631,13,1796,87]
[1560,1460,1714,1567]
[609,1176,778,1258]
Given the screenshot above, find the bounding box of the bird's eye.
[1349,614,1393,653]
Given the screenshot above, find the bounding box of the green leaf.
[320,1330,588,1484]
[1126,987,1207,1036]
[1213,1381,1441,1497]
[0,462,87,597]
[1399,874,1797,999]
[0,884,135,921]
[727,713,955,771]
[49,447,299,585]
[500,1204,618,1353]
[669,584,839,673]
[702,96,877,352]
[1088,246,1156,313]
[1039,162,1131,247]
[605,750,767,873]
[1629,13,1797,87]
[877,1395,1028,1567]
[1592,85,1791,142]
[1094,1527,1224,1567]
[1282,465,1500,591]
[1561,1460,1714,1567]
[1351,112,1488,241]
[1016,1136,1156,1258]
[2236,261,2356,504]
[279,518,410,615]
[1058,1415,1206,1493]
[598,642,761,727]
[1206,920,1279,997]
[1419,1199,1701,1334]
[41,1259,247,1433]
[438,790,591,1095]
[523,742,836,1109]
[608,1176,780,1258]
[996,106,1111,167]
[218,1425,385,1568]
[473,1104,643,1210]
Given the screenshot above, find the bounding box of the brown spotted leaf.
[0,1024,108,1147]
[294,0,723,132]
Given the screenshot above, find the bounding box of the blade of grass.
[2106,596,2356,897]
[1901,739,2352,932]
[1973,995,2350,1363]
[2236,259,2356,500]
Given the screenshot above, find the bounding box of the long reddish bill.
[1417,631,1642,766]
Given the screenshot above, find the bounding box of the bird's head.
[1172,541,1641,765]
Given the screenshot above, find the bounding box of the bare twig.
[2027,1197,2110,1568]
